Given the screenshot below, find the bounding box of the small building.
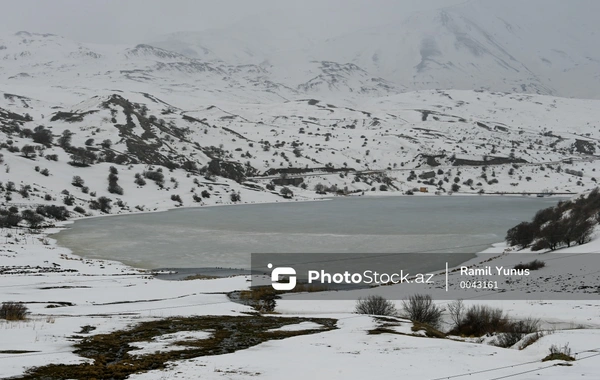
[419,187,429,193]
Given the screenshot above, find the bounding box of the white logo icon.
[268,263,296,290]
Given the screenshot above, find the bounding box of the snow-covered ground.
[1,195,599,379]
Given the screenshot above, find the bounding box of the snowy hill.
[2,82,600,218]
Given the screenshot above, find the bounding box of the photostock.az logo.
[268,263,296,291]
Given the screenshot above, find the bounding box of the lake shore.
[2,191,600,378]
[50,193,564,271]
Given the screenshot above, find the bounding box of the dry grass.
[181,274,219,280]
[514,260,546,271]
[411,321,446,339]
[235,284,330,313]
[0,302,29,321]
[542,343,575,362]
[21,315,337,380]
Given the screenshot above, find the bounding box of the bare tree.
[447,299,465,330]
[355,295,397,316]
[402,294,444,327]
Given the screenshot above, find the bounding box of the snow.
[126,316,600,380]
[1,196,600,378]
[267,321,324,333]
[1,4,600,377]
[129,331,213,357]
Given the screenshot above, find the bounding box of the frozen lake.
[53,196,562,272]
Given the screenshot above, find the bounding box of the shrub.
[134,175,146,186]
[72,176,85,187]
[58,130,72,148]
[19,185,31,198]
[46,154,58,161]
[230,191,241,202]
[73,206,86,214]
[36,205,70,220]
[144,170,165,185]
[0,302,29,320]
[32,126,53,146]
[506,222,535,248]
[63,195,75,206]
[40,168,50,176]
[543,343,575,362]
[201,190,210,198]
[69,147,97,166]
[193,194,202,202]
[90,197,112,213]
[280,187,294,198]
[314,183,326,194]
[239,287,278,313]
[21,144,36,158]
[451,183,460,192]
[171,194,182,203]
[401,294,443,328]
[355,295,397,316]
[450,304,508,336]
[514,260,545,271]
[0,212,22,228]
[494,318,541,348]
[21,209,45,228]
[108,169,124,195]
[108,182,124,195]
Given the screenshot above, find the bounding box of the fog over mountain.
[147,0,600,99]
[1,0,598,99]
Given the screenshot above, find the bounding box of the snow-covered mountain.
[0,31,397,103]
[2,0,599,102]
[149,0,600,99]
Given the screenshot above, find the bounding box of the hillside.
[1,83,600,221]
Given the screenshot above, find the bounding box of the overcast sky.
[0,0,469,44]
